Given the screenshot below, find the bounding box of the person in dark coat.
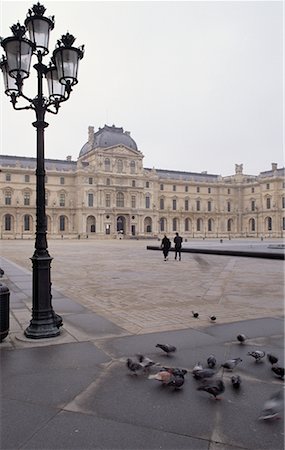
[174,232,183,261]
[161,235,171,261]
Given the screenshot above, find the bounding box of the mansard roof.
[0,155,77,172]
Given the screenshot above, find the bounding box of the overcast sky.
[1,0,283,176]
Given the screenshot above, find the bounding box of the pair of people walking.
[161,232,183,261]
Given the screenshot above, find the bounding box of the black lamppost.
[0,2,84,339]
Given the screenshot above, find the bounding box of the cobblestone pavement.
[1,238,284,335]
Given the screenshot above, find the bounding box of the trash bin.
[0,283,10,342]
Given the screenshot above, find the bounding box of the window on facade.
[160,184,164,190]
[146,181,150,188]
[106,178,111,186]
[59,193,65,207]
[197,218,202,231]
[197,186,200,193]
[173,185,176,192]
[130,160,135,174]
[5,214,12,231]
[105,193,111,207]
[60,177,65,185]
[282,197,285,209]
[25,174,30,183]
[196,200,200,211]
[24,215,30,231]
[89,177,93,184]
[105,158,110,172]
[251,187,255,193]
[266,183,270,190]
[250,218,255,231]
[227,219,232,232]
[132,180,136,187]
[185,218,190,231]
[145,195,150,209]
[267,217,272,231]
[227,202,231,212]
[160,218,165,232]
[131,195,136,208]
[185,186,188,192]
[116,192,124,207]
[266,197,271,209]
[24,192,30,206]
[5,173,11,182]
[227,188,231,194]
[88,193,94,207]
[160,198,164,210]
[172,199,177,210]
[208,219,212,232]
[208,187,211,194]
[117,159,123,173]
[251,200,255,212]
[208,201,211,212]
[59,215,65,231]
[173,218,177,231]
[5,191,11,205]
[283,217,285,230]
[185,199,189,211]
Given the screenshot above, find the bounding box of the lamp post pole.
[1,2,84,339]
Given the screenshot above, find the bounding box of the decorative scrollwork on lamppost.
[0,2,84,339]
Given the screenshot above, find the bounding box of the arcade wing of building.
[0,124,284,239]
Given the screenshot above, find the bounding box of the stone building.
[0,124,284,239]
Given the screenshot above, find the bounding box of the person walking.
[161,235,171,261]
[174,232,183,261]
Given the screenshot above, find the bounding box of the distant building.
[0,124,284,239]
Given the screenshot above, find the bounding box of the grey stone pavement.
[0,238,284,450]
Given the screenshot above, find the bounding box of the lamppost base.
[24,321,60,339]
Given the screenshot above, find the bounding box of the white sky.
[1,0,284,176]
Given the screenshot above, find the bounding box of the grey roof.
[0,155,77,172]
[259,168,285,178]
[79,124,138,157]
[145,168,220,182]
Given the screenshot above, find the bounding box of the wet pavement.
[0,238,284,449]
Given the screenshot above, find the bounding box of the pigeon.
[161,367,188,377]
[192,311,199,318]
[155,344,176,355]
[167,373,186,389]
[259,390,284,420]
[231,375,242,389]
[221,358,242,371]
[247,350,266,362]
[197,378,225,400]
[192,362,203,373]
[136,354,157,370]
[193,368,216,380]
[126,358,144,375]
[209,315,216,322]
[207,354,217,369]
[0,268,4,277]
[237,334,246,344]
[271,365,284,379]
[148,370,172,384]
[267,354,278,365]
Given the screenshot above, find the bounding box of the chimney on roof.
[271,162,277,171]
[66,155,72,161]
[125,131,130,136]
[88,126,94,147]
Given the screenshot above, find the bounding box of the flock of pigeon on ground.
[126,314,284,422]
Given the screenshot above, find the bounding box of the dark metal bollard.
[0,283,10,342]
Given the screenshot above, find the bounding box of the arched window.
[104,158,110,172]
[116,192,124,207]
[117,159,123,173]
[227,219,233,232]
[130,160,136,174]
[5,214,12,231]
[24,214,31,231]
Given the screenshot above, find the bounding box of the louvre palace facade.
[0,124,284,240]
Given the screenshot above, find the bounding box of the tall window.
[116,192,124,207]
[208,187,211,193]
[160,218,165,232]
[131,195,136,208]
[185,218,190,231]
[172,199,177,210]
[5,214,12,231]
[117,159,123,173]
[104,158,110,172]
[266,197,271,209]
[145,195,150,209]
[130,160,135,174]
[172,218,177,231]
[59,215,65,231]
[185,199,189,211]
[60,177,65,185]
[146,181,150,188]
[251,187,255,193]
[88,193,94,207]
[227,219,232,232]
[59,193,65,207]
[227,188,231,194]
[185,186,188,192]
[227,201,231,212]
[251,200,255,211]
[197,218,202,231]
[24,215,30,231]
[283,217,285,230]
[250,218,255,231]
[173,185,176,192]
[282,197,285,209]
[5,191,11,205]
[266,183,270,190]
[267,217,272,231]
[208,219,212,232]
[196,200,200,211]
[207,201,211,212]
[160,198,164,210]
[160,184,164,190]
[25,174,30,183]
[132,180,136,187]
[88,177,93,184]
[5,173,11,182]
[105,193,111,207]
[24,192,30,206]
[106,178,111,186]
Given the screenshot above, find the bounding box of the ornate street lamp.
[1,2,84,339]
